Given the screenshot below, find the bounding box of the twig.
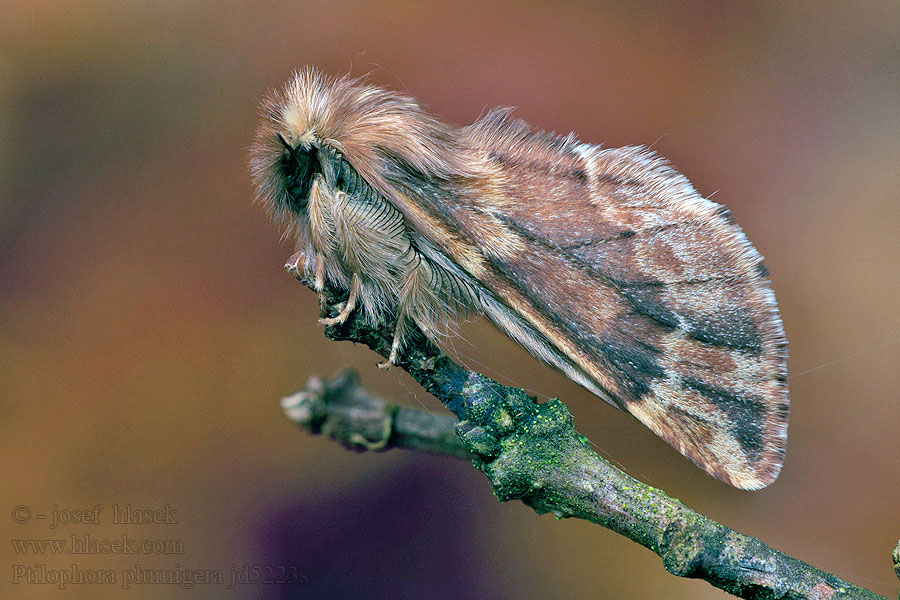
[283,267,890,599]
[281,369,473,459]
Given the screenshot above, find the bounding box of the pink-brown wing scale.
[435,111,789,489]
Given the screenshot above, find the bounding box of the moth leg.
[387,328,403,366]
[377,254,450,370]
[377,314,410,371]
[314,252,327,314]
[378,312,445,370]
[319,273,360,326]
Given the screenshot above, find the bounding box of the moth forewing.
[251,68,788,490]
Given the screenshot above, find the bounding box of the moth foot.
[284,251,309,280]
[319,272,360,324]
[377,347,400,371]
[319,302,351,326]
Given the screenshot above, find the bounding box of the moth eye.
[278,138,320,214]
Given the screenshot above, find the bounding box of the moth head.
[252,67,487,234]
[249,68,335,231]
[274,133,321,214]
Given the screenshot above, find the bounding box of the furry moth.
[250,68,789,490]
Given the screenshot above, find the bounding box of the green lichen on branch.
[285,272,888,600]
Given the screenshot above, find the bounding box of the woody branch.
[284,272,890,600]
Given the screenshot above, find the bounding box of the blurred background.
[2,1,899,598]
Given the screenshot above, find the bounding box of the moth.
[250,68,789,490]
